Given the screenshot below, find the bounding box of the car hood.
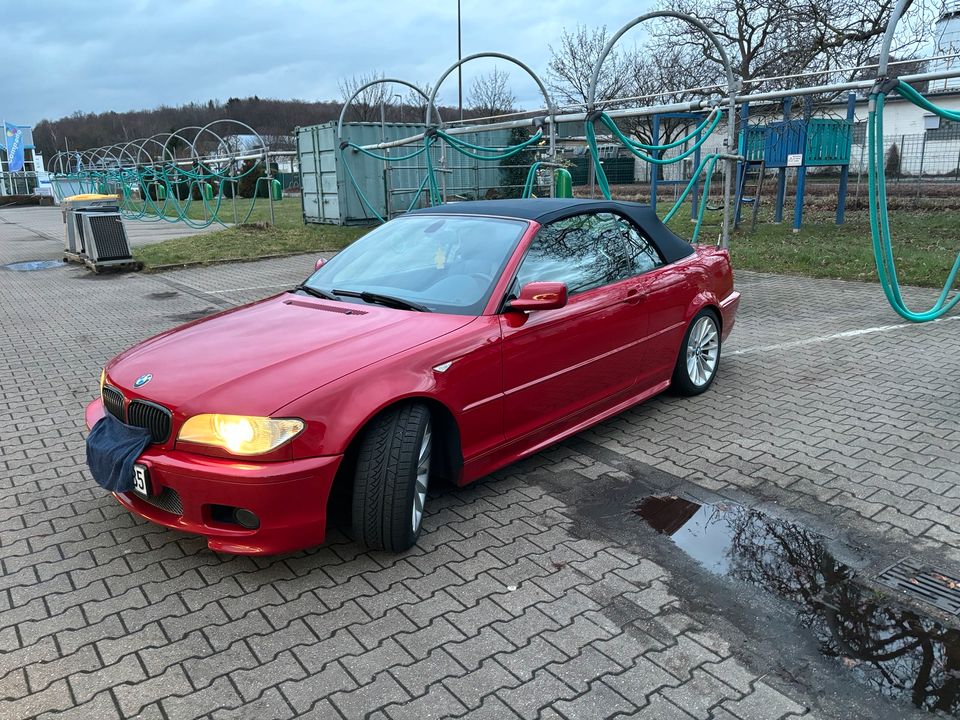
[106,293,475,415]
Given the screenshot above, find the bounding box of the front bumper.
[85,398,341,555]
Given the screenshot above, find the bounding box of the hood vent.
[283,299,368,316]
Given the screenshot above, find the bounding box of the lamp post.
[458,0,463,122]
[393,93,404,123]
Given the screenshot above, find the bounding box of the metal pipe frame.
[425,52,557,158]
[336,78,441,145]
[355,64,960,150]
[586,11,738,246]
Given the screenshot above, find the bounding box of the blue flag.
[5,122,25,172]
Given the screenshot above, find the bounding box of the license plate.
[132,464,152,497]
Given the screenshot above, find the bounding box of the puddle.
[635,496,960,716]
[3,259,66,271]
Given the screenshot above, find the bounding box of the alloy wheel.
[685,316,719,387]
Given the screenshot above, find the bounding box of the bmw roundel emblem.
[133,373,153,388]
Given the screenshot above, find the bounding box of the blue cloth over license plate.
[86,414,152,492]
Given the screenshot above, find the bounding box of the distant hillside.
[33,95,483,160]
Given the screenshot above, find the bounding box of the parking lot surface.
[1,208,958,719]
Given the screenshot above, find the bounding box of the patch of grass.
[129,193,305,229]
[134,190,958,288]
[666,208,960,288]
[134,222,368,270]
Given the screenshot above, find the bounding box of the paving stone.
[384,683,469,720]
[395,617,467,661]
[230,649,307,702]
[211,686,296,720]
[2,221,949,720]
[717,682,808,720]
[495,668,578,720]
[160,675,242,719]
[441,657,520,709]
[0,679,72,719]
[446,626,517,672]
[341,637,416,684]
[35,690,121,720]
[280,660,357,714]
[114,665,192,718]
[330,671,411,719]
[391,648,465,696]
[552,679,634,719]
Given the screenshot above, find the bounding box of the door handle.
[624,287,647,305]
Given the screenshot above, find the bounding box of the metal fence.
[544,128,960,213]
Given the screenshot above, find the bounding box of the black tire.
[671,309,721,396]
[352,403,432,552]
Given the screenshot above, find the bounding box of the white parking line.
[730,314,960,356]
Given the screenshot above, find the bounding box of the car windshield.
[302,214,528,315]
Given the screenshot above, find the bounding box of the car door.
[499,212,649,443]
[606,214,690,389]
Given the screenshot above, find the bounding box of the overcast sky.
[6,0,653,126]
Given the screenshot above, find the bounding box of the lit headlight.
[178,415,305,455]
[100,368,106,395]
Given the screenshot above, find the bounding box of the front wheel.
[352,403,432,552]
[671,310,721,396]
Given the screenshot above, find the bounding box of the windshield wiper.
[293,284,339,301]
[332,289,431,312]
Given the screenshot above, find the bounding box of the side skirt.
[459,379,671,486]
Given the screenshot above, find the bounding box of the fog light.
[233,508,260,529]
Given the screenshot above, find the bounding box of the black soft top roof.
[408,198,695,263]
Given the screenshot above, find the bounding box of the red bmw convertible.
[85,199,740,554]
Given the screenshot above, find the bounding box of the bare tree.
[623,47,722,145]
[468,68,517,119]
[338,71,388,123]
[647,0,939,94]
[546,25,638,109]
[261,134,296,152]
[404,83,434,124]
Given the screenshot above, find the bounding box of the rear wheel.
[671,310,721,396]
[352,403,431,551]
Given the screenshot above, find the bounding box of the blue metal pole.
[835,91,855,225]
[793,166,806,232]
[650,113,660,212]
[793,96,812,232]
[774,97,792,223]
[734,102,749,227]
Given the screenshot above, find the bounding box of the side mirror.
[507,281,568,312]
[314,257,327,271]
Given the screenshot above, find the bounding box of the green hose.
[867,81,960,322]
[522,162,543,198]
[585,108,723,245]
[436,128,543,161]
[597,111,720,163]
[56,156,271,229]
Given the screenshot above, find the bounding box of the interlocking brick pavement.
[2,207,957,719]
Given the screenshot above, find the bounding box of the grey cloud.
[4,0,650,124]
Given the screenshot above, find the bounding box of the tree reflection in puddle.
[634,496,960,715]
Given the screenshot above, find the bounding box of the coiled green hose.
[868,80,960,322]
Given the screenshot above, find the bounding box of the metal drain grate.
[877,558,960,616]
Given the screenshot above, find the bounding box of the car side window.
[613,216,664,275]
[515,212,661,295]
